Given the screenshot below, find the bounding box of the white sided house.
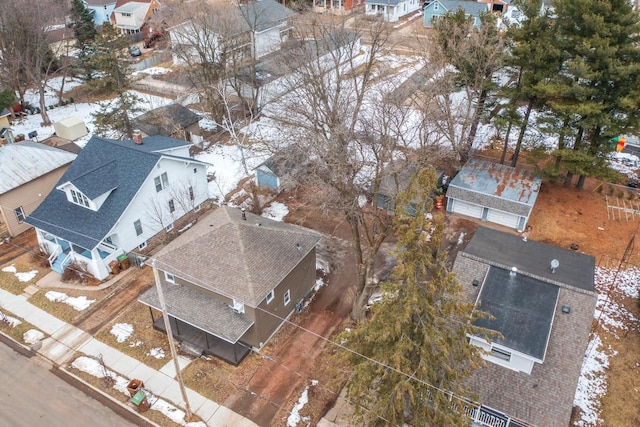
[169,0,295,66]
[25,134,209,281]
[365,0,420,22]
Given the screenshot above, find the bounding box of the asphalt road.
[0,343,138,427]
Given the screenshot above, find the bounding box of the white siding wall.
[110,159,209,252]
[469,336,536,374]
[255,25,286,59]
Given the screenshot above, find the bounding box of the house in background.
[84,0,118,26]
[0,142,77,238]
[111,0,160,34]
[423,0,489,28]
[365,0,421,22]
[0,108,10,129]
[169,0,295,67]
[446,159,541,231]
[133,104,205,147]
[25,135,209,281]
[254,147,307,192]
[375,163,444,212]
[313,0,363,16]
[138,206,321,365]
[453,226,596,426]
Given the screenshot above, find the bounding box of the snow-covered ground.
[45,291,95,311]
[1,264,38,282]
[573,266,640,426]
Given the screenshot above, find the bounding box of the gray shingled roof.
[72,161,118,199]
[239,0,295,32]
[0,141,77,195]
[25,136,195,250]
[447,159,541,216]
[438,0,489,15]
[464,226,595,291]
[474,266,559,361]
[153,206,322,307]
[133,104,202,137]
[138,283,254,343]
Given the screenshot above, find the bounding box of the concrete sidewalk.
[0,288,257,427]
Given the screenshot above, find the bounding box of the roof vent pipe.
[241,207,246,221]
[510,267,517,278]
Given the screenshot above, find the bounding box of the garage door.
[486,209,520,229]
[452,200,483,219]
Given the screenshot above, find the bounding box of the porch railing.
[48,246,61,265]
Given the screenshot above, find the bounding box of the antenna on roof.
[550,259,559,274]
[241,207,246,221]
[510,266,517,278]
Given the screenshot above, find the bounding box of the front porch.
[38,230,123,280]
[150,314,252,366]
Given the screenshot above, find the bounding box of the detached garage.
[446,159,541,231]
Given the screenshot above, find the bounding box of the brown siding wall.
[251,248,317,348]
[0,164,70,237]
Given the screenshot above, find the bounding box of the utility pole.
[152,259,193,420]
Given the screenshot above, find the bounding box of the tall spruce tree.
[431,10,504,164]
[501,0,562,167]
[70,0,96,46]
[88,22,141,139]
[340,169,489,426]
[549,0,640,188]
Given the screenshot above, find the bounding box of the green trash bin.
[117,254,130,270]
[130,390,149,412]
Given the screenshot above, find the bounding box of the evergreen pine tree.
[501,0,562,167]
[70,0,96,47]
[89,23,140,139]
[549,0,640,188]
[340,169,489,426]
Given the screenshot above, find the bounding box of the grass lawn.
[68,354,191,427]
[29,286,112,324]
[0,253,49,295]
[95,303,172,371]
[0,309,47,345]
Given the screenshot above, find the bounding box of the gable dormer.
[57,160,119,211]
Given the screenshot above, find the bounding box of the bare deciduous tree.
[0,0,69,125]
[264,16,435,321]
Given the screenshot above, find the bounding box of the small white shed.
[53,117,87,141]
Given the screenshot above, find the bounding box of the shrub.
[617,190,625,199]
[30,245,52,268]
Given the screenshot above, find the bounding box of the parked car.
[128,46,141,57]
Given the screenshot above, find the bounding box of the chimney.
[241,207,246,220]
[133,129,143,145]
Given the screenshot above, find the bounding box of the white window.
[193,167,198,174]
[491,347,511,362]
[266,290,275,304]
[138,241,147,250]
[284,289,291,306]
[154,172,168,192]
[189,186,194,201]
[134,219,143,236]
[14,206,25,223]
[164,271,175,283]
[434,3,439,10]
[70,189,90,208]
[194,204,201,212]
[168,199,175,213]
[165,223,174,232]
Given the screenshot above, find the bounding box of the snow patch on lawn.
[147,348,166,359]
[573,267,639,426]
[1,264,38,282]
[23,329,45,344]
[71,356,206,426]
[45,291,95,311]
[287,386,310,427]
[110,323,134,343]
[0,310,21,327]
[262,202,289,222]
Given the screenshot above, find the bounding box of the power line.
[5,214,500,422]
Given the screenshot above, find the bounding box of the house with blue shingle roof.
[25,134,210,280]
[423,0,490,28]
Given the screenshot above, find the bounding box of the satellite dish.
[550,259,560,273]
